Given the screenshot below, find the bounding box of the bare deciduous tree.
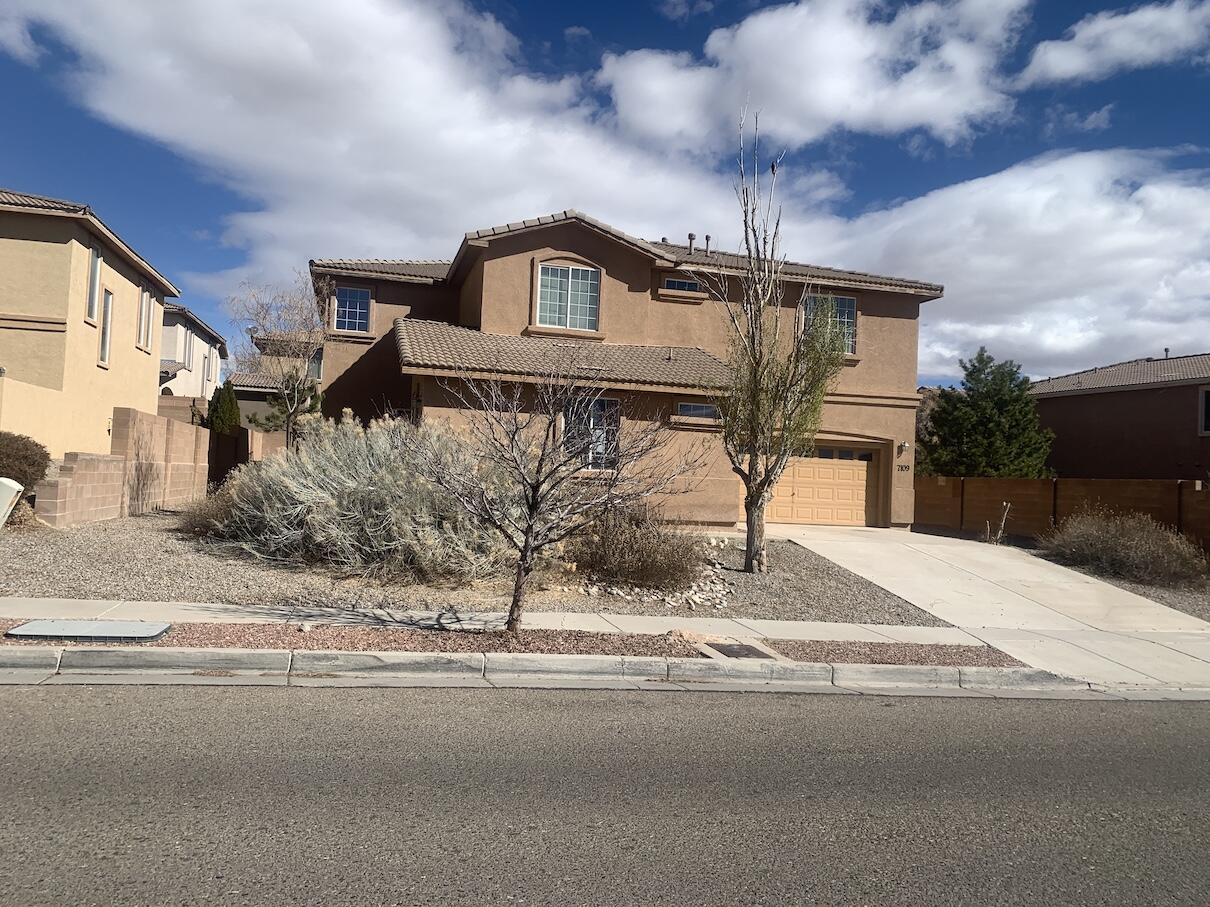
[411,353,706,632]
[228,271,332,447]
[692,115,850,573]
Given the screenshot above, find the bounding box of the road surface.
[2,686,1208,905]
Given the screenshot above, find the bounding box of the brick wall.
[34,407,209,527]
[914,475,1210,554]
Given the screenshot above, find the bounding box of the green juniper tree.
[921,347,1053,478]
[205,380,243,436]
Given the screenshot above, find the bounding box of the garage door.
[768,450,876,525]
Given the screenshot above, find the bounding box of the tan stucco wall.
[1036,384,1209,479]
[0,212,166,456]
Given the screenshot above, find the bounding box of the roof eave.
[308,260,443,285]
[399,363,720,397]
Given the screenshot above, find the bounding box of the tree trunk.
[507,546,534,633]
[744,495,768,573]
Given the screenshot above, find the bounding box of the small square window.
[664,277,701,293]
[335,286,371,332]
[838,449,855,460]
[817,448,834,459]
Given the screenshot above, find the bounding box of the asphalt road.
[1,687,1208,906]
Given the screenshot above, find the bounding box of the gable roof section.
[163,302,229,357]
[1030,353,1210,397]
[650,241,943,298]
[394,319,729,393]
[0,188,180,297]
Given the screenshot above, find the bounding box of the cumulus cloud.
[1018,0,1210,87]
[795,149,1210,377]
[600,0,1030,153]
[2,0,1209,382]
[657,0,714,22]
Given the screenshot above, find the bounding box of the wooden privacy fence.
[914,476,1210,554]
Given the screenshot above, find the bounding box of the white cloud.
[600,0,1030,153]
[1018,0,1210,87]
[795,149,1210,377]
[657,0,714,22]
[3,0,1209,383]
[563,25,591,42]
[1042,102,1114,139]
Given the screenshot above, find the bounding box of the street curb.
[0,646,1127,697]
[57,647,291,675]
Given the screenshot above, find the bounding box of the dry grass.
[567,505,705,590]
[1040,508,1208,588]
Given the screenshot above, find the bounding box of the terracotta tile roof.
[649,241,943,297]
[310,258,451,282]
[227,372,281,391]
[163,302,229,357]
[1030,353,1210,396]
[0,188,88,213]
[462,209,675,262]
[394,319,729,392]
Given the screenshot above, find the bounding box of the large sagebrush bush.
[0,430,50,498]
[568,504,705,590]
[1041,507,1207,588]
[184,414,509,583]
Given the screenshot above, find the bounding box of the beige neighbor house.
[0,189,178,458]
[1030,352,1210,480]
[159,302,228,399]
[310,211,943,527]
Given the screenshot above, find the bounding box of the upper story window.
[98,290,113,366]
[677,401,719,420]
[86,244,103,323]
[563,397,619,469]
[664,277,701,293]
[807,295,858,355]
[539,264,599,332]
[307,349,323,381]
[334,286,371,332]
[136,288,152,350]
[1201,387,1210,435]
[183,331,194,369]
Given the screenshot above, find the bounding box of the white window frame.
[563,396,620,470]
[334,286,372,333]
[98,289,113,366]
[86,244,103,324]
[538,263,600,332]
[807,295,858,355]
[663,276,701,293]
[676,401,719,420]
[135,288,149,350]
[183,331,194,370]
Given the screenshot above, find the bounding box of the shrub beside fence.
[914,476,1210,555]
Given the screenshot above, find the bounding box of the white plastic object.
[0,477,23,525]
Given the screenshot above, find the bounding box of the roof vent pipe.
[1165,347,1170,358]
[705,234,711,254]
[661,236,668,243]
[688,232,696,254]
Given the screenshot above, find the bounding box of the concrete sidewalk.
[778,526,1210,688]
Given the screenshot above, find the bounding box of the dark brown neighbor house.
[1030,353,1210,480]
[308,210,943,527]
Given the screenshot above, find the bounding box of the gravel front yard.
[0,619,703,657]
[0,514,946,626]
[767,639,1023,667]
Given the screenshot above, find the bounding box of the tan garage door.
[768,453,876,525]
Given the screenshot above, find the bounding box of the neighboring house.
[159,302,228,399]
[227,371,282,430]
[0,188,178,458]
[1030,353,1210,480]
[310,210,942,527]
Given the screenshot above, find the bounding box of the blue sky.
[3,0,1209,385]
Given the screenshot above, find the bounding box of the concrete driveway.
[774,525,1210,688]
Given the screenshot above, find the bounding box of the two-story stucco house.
[159,302,228,400]
[310,211,943,528]
[0,189,179,457]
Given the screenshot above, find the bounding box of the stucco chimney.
[705,234,711,254]
[687,232,696,253]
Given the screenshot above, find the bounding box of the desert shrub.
[568,504,706,590]
[179,485,236,537]
[0,430,50,498]
[1041,507,1208,587]
[194,414,510,583]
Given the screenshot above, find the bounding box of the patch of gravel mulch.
[0,619,703,657]
[767,639,1023,667]
[0,515,947,626]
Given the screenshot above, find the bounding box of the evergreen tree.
[206,380,242,436]
[920,347,1053,478]
[248,380,322,443]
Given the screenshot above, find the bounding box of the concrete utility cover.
[706,642,774,660]
[5,620,171,643]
